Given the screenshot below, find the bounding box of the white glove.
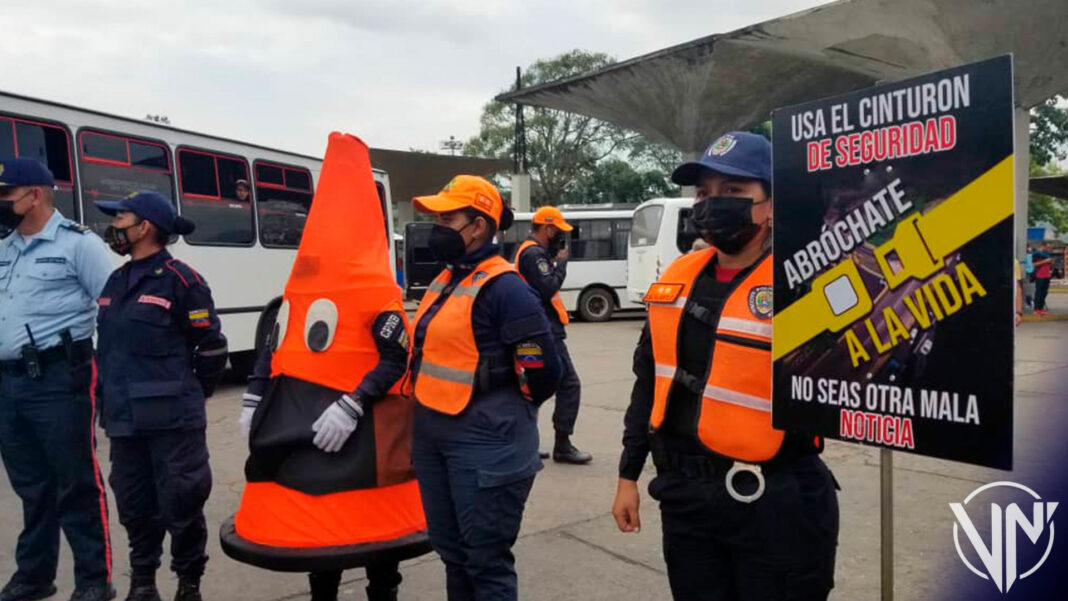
[312,394,363,453]
[239,393,260,439]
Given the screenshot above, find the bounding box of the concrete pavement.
[1,313,1065,600]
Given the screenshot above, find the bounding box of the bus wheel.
[578,287,614,322]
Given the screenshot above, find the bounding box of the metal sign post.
[881,449,893,601]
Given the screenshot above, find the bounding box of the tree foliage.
[1029,160,1068,235]
[1030,96,1068,167]
[465,50,678,207]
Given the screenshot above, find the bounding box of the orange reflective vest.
[514,239,570,326]
[412,255,516,415]
[644,249,782,462]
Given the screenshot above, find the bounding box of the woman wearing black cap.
[93,191,229,601]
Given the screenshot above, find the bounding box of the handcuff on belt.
[725,461,765,503]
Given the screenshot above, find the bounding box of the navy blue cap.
[95,190,194,235]
[0,158,56,188]
[671,132,771,186]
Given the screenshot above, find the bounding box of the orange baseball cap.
[413,175,504,227]
[532,206,573,232]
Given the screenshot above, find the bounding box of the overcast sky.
[4,1,828,157]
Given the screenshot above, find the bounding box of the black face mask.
[104,225,135,255]
[428,221,474,264]
[0,199,25,236]
[690,196,766,255]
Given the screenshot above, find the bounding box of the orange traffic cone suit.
[221,132,429,571]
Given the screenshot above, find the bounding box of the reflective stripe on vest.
[514,239,570,326]
[412,255,515,415]
[646,249,782,462]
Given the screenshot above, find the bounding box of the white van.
[627,197,696,303]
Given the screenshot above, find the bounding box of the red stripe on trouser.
[89,359,112,582]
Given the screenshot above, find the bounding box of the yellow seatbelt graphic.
[774,155,1013,361]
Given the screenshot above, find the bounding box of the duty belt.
[773,156,1014,361]
[652,444,814,504]
[0,339,90,375]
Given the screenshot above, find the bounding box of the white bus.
[500,207,643,321]
[0,90,397,375]
[627,197,696,304]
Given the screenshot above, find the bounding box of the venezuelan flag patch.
[188,309,211,328]
[515,342,544,369]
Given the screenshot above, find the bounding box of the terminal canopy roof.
[1031,176,1068,201]
[497,0,1068,153]
[369,149,510,206]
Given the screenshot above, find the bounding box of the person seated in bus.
[235,179,251,203]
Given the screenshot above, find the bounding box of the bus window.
[0,115,77,221]
[375,182,390,242]
[499,220,531,260]
[178,148,253,246]
[630,205,664,247]
[612,219,631,259]
[78,130,174,236]
[255,161,313,248]
[570,219,612,261]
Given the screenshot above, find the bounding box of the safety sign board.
[771,55,1015,469]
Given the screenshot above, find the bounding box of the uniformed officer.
[513,206,591,464]
[611,133,840,601]
[408,176,561,601]
[239,307,412,601]
[0,158,115,601]
[93,191,227,601]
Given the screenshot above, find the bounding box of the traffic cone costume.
[220,132,429,572]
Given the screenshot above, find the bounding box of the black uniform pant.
[649,455,839,601]
[108,428,212,579]
[309,561,402,601]
[0,359,112,589]
[550,337,581,436]
[1034,277,1051,311]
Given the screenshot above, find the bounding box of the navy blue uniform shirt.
[95,249,228,437]
[515,236,569,338]
[412,242,561,405]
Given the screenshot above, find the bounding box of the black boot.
[0,581,57,601]
[365,585,397,601]
[67,584,115,601]
[174,577,201,601]
[124,574,161,601]
[552,433,592,464]
[309,572,341,601]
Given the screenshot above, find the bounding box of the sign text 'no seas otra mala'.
[220,132,430,572]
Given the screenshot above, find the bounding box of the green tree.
[564,159,676,205]
[1029,161,1068,235]
[1030,96,1068,167]
[465,50,678,207]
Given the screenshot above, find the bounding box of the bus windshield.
[630,205,664,247]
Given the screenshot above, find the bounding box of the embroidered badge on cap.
[138,294,172,310]
[188,309,211,328]
[748,286,773,319]
[516,342,544,369]
[709,134,737,156]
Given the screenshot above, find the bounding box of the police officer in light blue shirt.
[0,158,116,601]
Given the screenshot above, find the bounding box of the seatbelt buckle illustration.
[773,258,873,361]
[874,213,942,290]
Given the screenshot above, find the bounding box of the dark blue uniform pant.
[412,393,541,601]
[649,455,839,601]
[108,429,212,579]
[550,337,581,436]
[0,360,112,589]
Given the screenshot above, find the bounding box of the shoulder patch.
[515,342,544,369]
[60,221,91,234]
[747,285,773,319]
[536,258,551,274]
